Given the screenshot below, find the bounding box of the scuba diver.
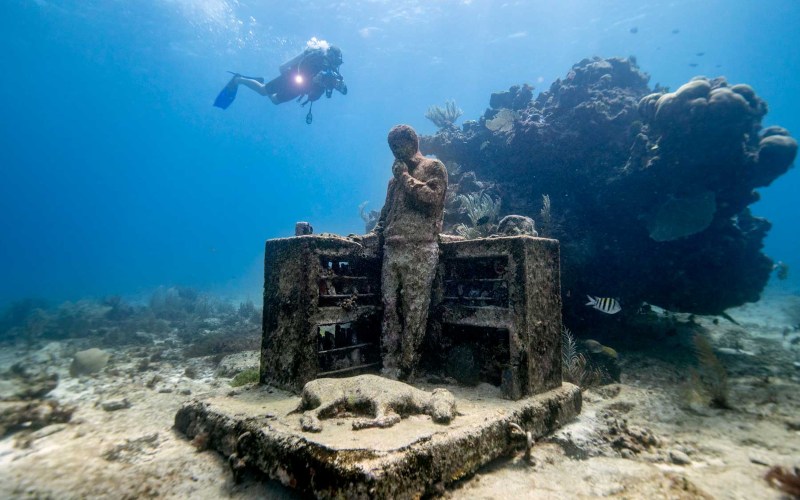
[214,38,347,124]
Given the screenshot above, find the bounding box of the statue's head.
[387,125,419,161]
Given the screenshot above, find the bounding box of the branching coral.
[425,100,463,129]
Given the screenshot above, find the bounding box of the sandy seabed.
[1,293,798,499]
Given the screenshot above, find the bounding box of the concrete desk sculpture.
[176,125,581,498]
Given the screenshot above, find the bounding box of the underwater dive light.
[295,74,304,85]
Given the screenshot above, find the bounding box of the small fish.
[672,29,680,34]
[696,52,705,56]
[583,339,619,359]
[689,63,698,67]
[719,311,739,325]
[586,296,622,314]
[629,27,638,34]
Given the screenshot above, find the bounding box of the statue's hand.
[392,160,408,178]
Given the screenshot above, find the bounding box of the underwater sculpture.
[295,374,457,432]
[373,125,448,379]
[176,124,579,498]
[421,57,797,325]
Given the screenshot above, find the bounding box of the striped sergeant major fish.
[586,296,622,314]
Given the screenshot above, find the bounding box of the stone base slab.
[175,382,581,498]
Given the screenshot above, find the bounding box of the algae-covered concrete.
[429,236,562,398]
[175,382,581,498]
[260,234,381,392]
[260,233,562,401]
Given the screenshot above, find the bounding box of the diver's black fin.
[214,75,239,109]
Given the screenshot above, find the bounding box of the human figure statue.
[373,125,448,379]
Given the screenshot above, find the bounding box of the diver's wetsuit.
[214,42,346,113]
[264,48,344,104]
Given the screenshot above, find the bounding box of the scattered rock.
[28,423,68,440]
[0,363,58,401]
[102,433,160,463]
[594,384,622,399]
[145,375,161,389]
[670,449,692,465]
[606,401,635,413]
[101,398,131,412]
[183,366,198,379]
[606,417,660,454]
[15,423,69,448]
[785,420,800,431]
[0,400,74,437]
[549,418,606,460]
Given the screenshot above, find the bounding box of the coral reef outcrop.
[421,56,796,328]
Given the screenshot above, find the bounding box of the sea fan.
[458,192,501,228]
[539,194,552,236]
[562,327,586,384]
[454,223,483,240]
[692,333,730,409]
[562,326,604,388]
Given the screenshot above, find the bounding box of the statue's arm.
[372,178,395,235]
[400,160,447,206]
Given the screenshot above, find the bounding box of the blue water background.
[1,0,798,306]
